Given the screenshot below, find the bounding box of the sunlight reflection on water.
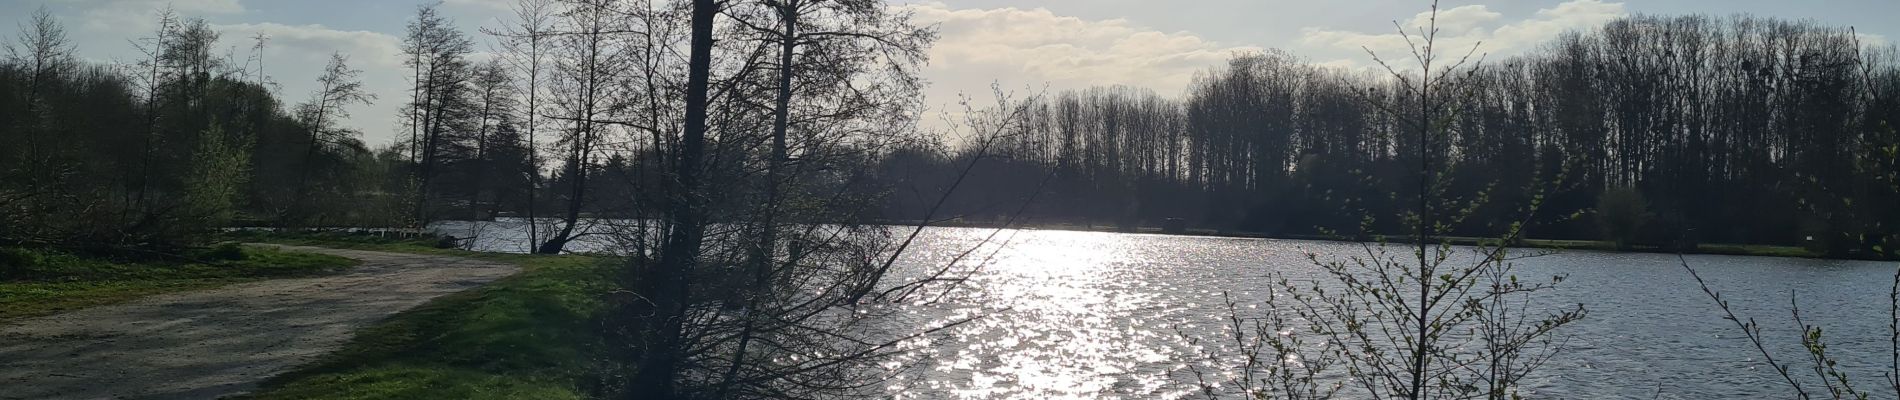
[878,229,1238,399]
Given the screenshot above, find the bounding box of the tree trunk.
[717,3,799,394]
[526,38,541,255]
[752,0,797,290]
[291,92,332,228]
[628,0,715,396]
[417,66,447,226]
[537,154,585,254]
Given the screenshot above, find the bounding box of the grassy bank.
[236,232,621,400]
[0,244,358,320]
[894,219,1838,260]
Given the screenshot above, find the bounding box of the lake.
[429,220,1900,399]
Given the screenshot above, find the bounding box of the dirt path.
[0,245,518,400]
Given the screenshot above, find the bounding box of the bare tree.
[6,6,73,118]
[468,59,518,219]
[3,9,75,166]
[486,0,558,251]
[290,53,374,226]
[401,3,476,225]
[0,6,75,241]
[723,0,934,293]
[625,0,718,394]
[125,7,179,227]
[533,0,631,253]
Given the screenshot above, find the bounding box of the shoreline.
[251,220,1884,262]
[881,219,1884,261]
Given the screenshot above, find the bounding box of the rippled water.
[431,220,1900,399]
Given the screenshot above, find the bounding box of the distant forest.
[0,9,413,250]
[1,7,1894,256]
[896,15,1900,256]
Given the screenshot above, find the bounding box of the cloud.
[212,22,409,143]
[1489,0,1626,50]
[1299,0,1627,60]
[56,0,246,31]
[213,22,405,68]
[442,0,513,13]
[1407,4,1503,34]
[905,2,1259,97]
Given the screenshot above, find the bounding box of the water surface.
[431,220,1900,399]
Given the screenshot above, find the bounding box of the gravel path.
[0,245,518,400]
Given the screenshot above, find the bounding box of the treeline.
[0,9,412,249]
[884,15,1900,256]
[5,7,1895,259]
[0,5,566,251]
[0,0,919,257]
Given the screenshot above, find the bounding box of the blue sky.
[4,0,1895,146]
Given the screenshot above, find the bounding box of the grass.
[236,231,622,400]
[0,244,359,320]
[1694,243,1816,258]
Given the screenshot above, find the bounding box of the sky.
[3,0,1896,146]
